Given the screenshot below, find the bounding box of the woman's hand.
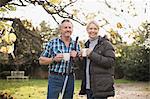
[86,48,93,56]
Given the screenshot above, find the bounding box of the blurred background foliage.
[0,0,149,81]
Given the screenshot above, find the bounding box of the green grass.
[115,79,136,83]
[0,79,81,99]
[0,79,135,99]
[0,79,48,99]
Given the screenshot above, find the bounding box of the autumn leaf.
[0,38,2,43]
[9,33,17,42]
[72,9,79,17]
[0,46,7,53]
[48,0,61,4]
[117,22,123,29]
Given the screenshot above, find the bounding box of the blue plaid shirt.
[41,37,80,73]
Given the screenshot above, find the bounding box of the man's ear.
[58,24,62,32]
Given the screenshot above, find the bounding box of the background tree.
[39,20,59,44]
[0,0,149,80]
[114,21,150,81]
[0,18,42,68]
[0,0,85,25]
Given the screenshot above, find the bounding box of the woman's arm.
[88,41,115,69]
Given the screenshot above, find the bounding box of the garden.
[0,0,150,99]
[0,79,149,99]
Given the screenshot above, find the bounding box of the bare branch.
[104,0,116,11]
[42,0,85,25]
[57,11,85,25]
[62,0,77,10]
[0,0,85,25]
[51,15,59,25]
[0,17,15,21]
[19,0,24,5]
[8,2,27,6]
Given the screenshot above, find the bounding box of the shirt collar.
[58,37,74,44]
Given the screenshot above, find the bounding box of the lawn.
[0,79,138,99]
[0,79,81,99]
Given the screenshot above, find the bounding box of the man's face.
[60,21,73,38]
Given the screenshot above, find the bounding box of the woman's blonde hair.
[86,21,99,30]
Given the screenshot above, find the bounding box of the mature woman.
[79,21,115,99]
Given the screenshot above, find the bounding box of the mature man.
[39,19,80,99]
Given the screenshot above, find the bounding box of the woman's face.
[86,23,99,39]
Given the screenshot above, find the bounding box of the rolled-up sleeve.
[41,41,52,58]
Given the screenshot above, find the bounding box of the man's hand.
[53,53,63,62]
[70,50,78,58]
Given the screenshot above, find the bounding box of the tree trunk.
[0,18,43,71]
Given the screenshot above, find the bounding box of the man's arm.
[39,53,64,65]
[39,56,54,65]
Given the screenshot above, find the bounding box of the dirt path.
[78,82,150,99]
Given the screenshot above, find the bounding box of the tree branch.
[0,17,15,21]
[0,0,12,7]
[8,3,27,6]
[51,14,59,25]
[104,0,116,11]
[61,0,77,10]
[0,0,85,25]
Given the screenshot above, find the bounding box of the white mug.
[63,53,70,61]
[82,48,88,57]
